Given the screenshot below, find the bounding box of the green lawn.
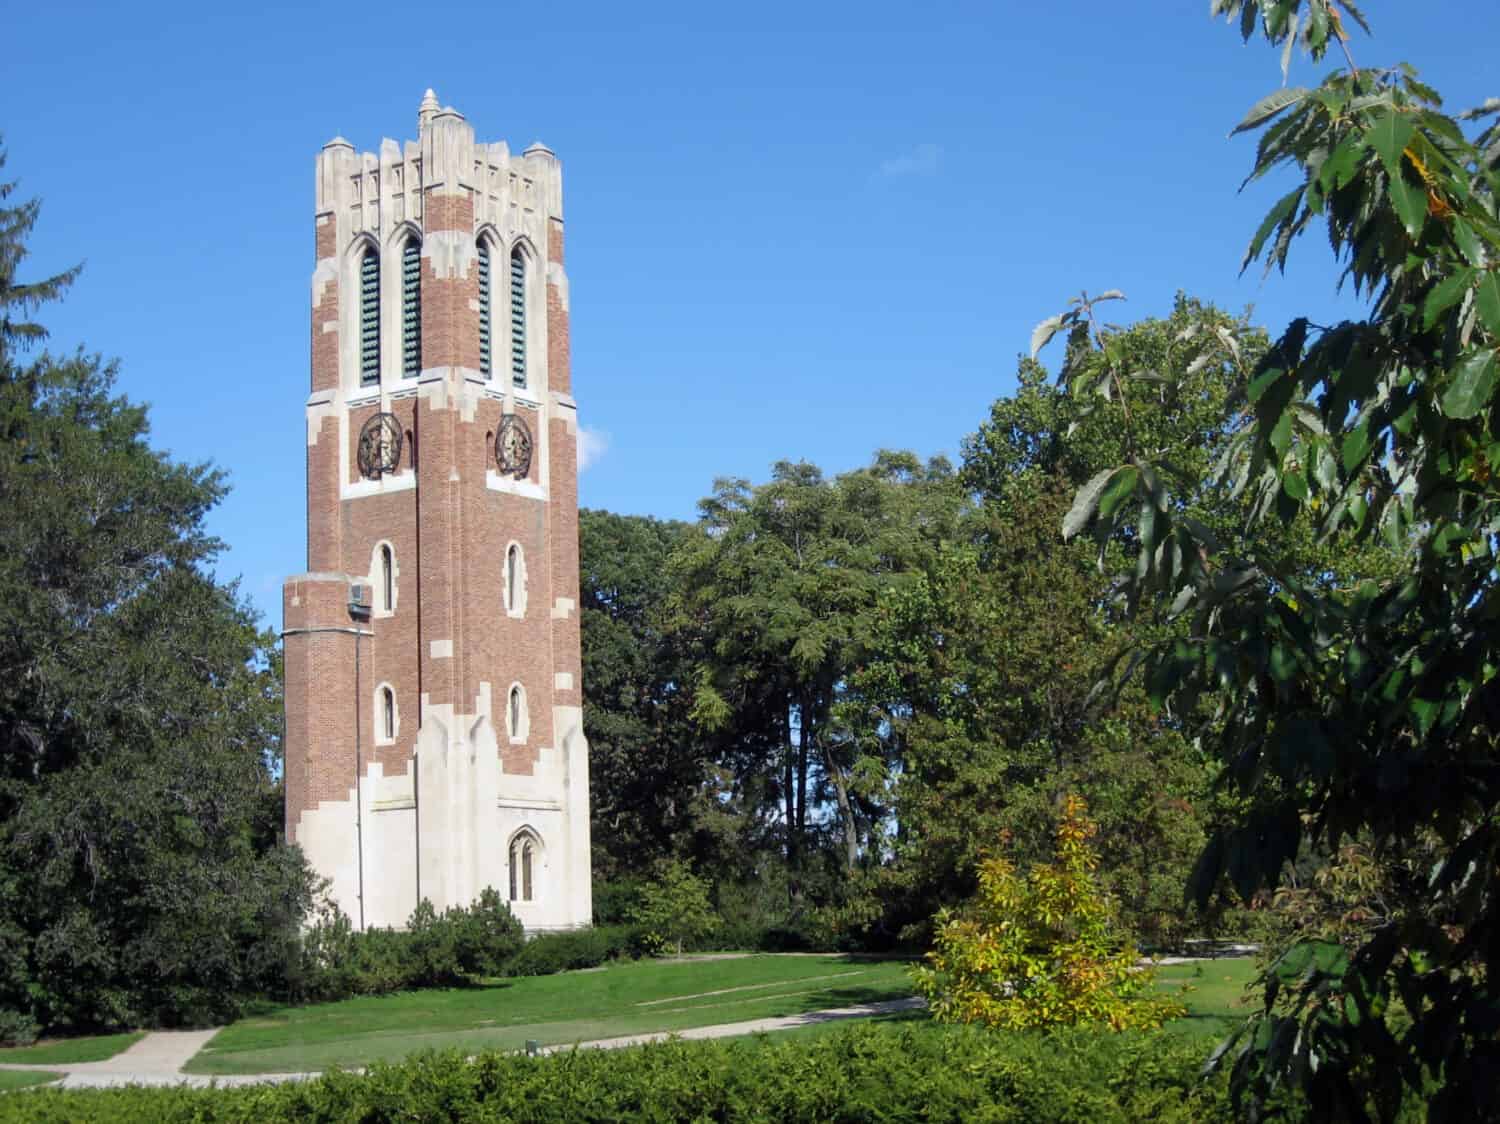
[1152,958,1259,1042]
[758,957,1258,1048]
[0,1031,143,1065]
[188,953,917,1075]
[0,1070,62,1092]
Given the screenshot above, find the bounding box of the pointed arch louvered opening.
[478,241,492,378]
[359,248,380,386]
[401,238,421,378]
[509,248,526,388]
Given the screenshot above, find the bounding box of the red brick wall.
[291,160,583,838]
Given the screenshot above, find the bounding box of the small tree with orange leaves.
[912,795,1184,1031]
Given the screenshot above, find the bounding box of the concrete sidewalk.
[0,997,926,1089]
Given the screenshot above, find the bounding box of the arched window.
[507,683,527,741]
[509,831,538,902]
[509,247,526,388]
[477,241,492,379]
[401,237,421,377]
[505,543,523,616]
[380,544,394,612]
[359,247,380,386]
[382,686,395,741]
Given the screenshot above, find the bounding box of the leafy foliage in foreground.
[0,1021,1234,1123]
[1051,3,1500,1119]
[913,796,1184,1031]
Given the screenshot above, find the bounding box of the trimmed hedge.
[500,924,645,977]
[0,1021,1232,1122]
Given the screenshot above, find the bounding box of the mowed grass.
[1153,957,1259,1041]
[0,1070,62,1092]
[188,954,916,1075]
[0,1031,143,1065]
[761,957,1259,1048]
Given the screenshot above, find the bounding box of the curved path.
[0,997,925,1089]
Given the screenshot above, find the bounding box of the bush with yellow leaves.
[912,794,1185,1031]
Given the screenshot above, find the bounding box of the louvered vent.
[360,249,380,386]
[401,240,421,377]
[478,242,492,378]
[510,250,526,387]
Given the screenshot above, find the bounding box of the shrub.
[295,893,523,1000]
[0,1021,1236,1123]
[0,1007,39,1047]
[629,861,717,956]
[501,925,642,976]
[912,794,1185,1031]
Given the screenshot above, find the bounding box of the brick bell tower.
[283,90,591,931]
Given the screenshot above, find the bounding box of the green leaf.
[1030,314,1067,360]
[1476,272,1500,339]
[1423,267,1476,331]
[1243,186,1303,272]
[1283,468,1308,501]
[1097,465,1140,520]
[1062,466,1118,541]
[1317,131,1366,193]
[1387,174,1426,240]
[1439,349,1498,419]
[1451,218,1485,267]
[1367,110,1415,176]
[1232,87,1310,135]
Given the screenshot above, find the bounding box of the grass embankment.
[0,1071,62,1093]
[0,1031,143,1066]
[189,953,915,1075]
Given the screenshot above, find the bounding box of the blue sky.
[5,1,1497,627]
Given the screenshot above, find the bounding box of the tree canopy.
[0,144,312,1040]
[1054,2,1500,1117]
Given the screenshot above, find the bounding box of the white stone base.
[293,699,592,932]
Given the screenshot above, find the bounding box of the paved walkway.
[0,997,926,1089]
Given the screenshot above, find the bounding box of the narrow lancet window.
[382,687,394,741]
[509,248,526,387]
[477,242,492,378]
[506,544,521,614]
[359,248,380,385]
[380,544,393,611]
[508,685,523,739]
[401,238,421,377]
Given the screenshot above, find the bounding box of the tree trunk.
[820,739,859,870]
[785,703,799,905]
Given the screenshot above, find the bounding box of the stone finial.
[324,135,354,150]
[418,88,440,134]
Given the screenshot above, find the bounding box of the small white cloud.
[577,426,610,472]
[878,143,941,178]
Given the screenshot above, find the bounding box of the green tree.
[0,142,78,357]
[673,454,961,896]
[1055,4,1500,1117]
[581,509,712,877]
[630,861,717,956]
[0,148,313,1038]
[912,795,1184,1031]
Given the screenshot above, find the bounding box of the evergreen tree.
[0,144,312,1041]
[0,141,79,357]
